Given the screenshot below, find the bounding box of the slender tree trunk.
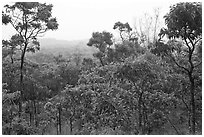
[138,91,143,134]
[19,43,28,117]
[19,54,24,116]
[56,118,59,135]
[142,101,148,134]
[153,8,159,43]
[189,75,195,134]
[36,101,39,127]
[99,57,104,66]
[166,115,181,134]
[58,105,62,135]
[181,95,191,132]
[29,111,32,126]
[70,117,73,135]
[41,129,45,135]
[188,112,191,133]
[10,55,14,64]
[163,112,181,134]
[9,110,13,135]
[120,32,124,42]
[33,100,38,127]
[29,100,32,126]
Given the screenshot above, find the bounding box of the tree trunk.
[29,100,32,126]
[188,112,191,133]
[10,54,14,64]
[181,95,191,132]
[29,111,32,126]
[19,43,28,117]
[33,100,38,127]
[142,101,149,134]
[138,92,143,134]
[70,117,73,135]
[9,110,13,135]
[58,105,62,134]
[189,75,195,134]
[56,119,59,135]
[120,32,124,42]
[99,57,104,66]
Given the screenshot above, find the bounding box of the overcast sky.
[1,0,197,41]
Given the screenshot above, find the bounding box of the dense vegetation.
[2,2,202,135]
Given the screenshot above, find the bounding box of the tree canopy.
[2,1,202,135]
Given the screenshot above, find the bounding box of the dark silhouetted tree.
[3,2,58,116]
[155,2,202,134]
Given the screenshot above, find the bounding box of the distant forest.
[2,2,202,135]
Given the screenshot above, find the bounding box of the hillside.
[27,38,97,58]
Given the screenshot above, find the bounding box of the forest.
[2,2,202,135]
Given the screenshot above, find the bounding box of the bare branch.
[24,14,28,41]
[187,37,195,53]
[194,37,202,45]
[27,27,38,39]
[171,55,189,73]
[32,28,48,38]
[194,61,202,68]
[184,38,192,53]
[164,113,181,134]
[13,12,22,25]
[181,94,190,111]
[11,10,23,22]
[9,21,23,38]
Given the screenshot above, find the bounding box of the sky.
[1,0,199,41]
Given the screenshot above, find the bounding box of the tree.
[44,101,60,134]
[132,8,162,48]
[2,37,19,64]
[81,58,96,71]
[3,2,58,116]
[156,2,202,134]
[87,31,113,66]
[78,63,135,134]
[113,22,143,62]
[113,22,133,42]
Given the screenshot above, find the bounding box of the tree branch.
[194,37,202,45]
[32,28,48,38]
[184,38,192,53]
[186,38,195,73]
[24,14,28,41]
[183,37,195,73]
[164,113,181,135]
[9,21,23,38]
[12,12,22,25]
[171,56,189,73]
[27,27,38,39]
[181,94,190,112]
[187,37,195,53]
[194,61,202,68]
[11,10,23,22]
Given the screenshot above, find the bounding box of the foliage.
[155,2,202,134]
[2,1,202,135]
[87,31,113,66]
[113,21,133,41]
[3,2,58,53]
[160,2,202,39]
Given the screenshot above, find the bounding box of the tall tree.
[87,31,113,66]
[156,2,202,134]
[113,22,133,42]
[2,2,58,116]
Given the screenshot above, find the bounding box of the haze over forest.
[2,0,177,41]
[2,1,202,135]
